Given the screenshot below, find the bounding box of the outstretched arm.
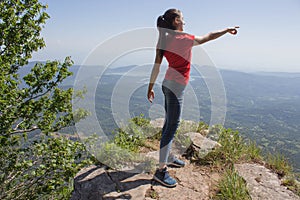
[147,49,163,103]
[193,26,239,46]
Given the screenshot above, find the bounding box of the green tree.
[0,0,90,199]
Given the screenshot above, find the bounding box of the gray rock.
[70,165,116,200]
[184,132,220,150]
[70,160,219,200]
[184,132,221,158]
[149,118,164,129]
[235,163,300,200]
[71,159,299,200]
[71,165,152,200]
[103,172,152,199]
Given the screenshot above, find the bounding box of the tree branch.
[10,127,39,135]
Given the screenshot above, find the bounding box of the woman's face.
[174,13,185,31]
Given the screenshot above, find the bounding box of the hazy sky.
[32,0,300,72]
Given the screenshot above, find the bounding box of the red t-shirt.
[163,33,195,85]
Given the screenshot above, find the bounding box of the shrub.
[0,1,90,199]
[216,168,251,200]
[265,152,293,178]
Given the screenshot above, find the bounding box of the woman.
[147,8,239,187]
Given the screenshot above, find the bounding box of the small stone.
[255,177,262,183]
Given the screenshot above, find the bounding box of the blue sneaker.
[153,167,177,188]
[167,156,185,168]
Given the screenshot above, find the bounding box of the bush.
[0,1,90,199]
[196,126,263,167]
[0,136,92,200]
[265,152,293,178]
[216,168,251,200]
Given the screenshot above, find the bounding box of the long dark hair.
[156,9,181,57]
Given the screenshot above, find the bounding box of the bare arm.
[147,49,163,103]
[193,26,239,46]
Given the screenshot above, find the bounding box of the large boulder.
[235,163,300,200]
[70,162,219,200]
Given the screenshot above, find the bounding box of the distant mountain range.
[21,62,300,173]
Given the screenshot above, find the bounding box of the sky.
[32,0,300,72]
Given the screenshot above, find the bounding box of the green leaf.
[0,1,92,199]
